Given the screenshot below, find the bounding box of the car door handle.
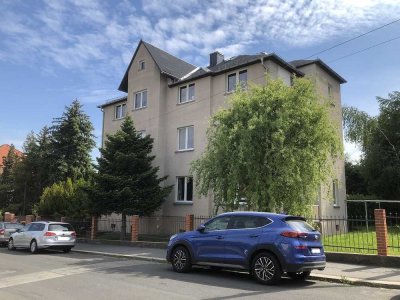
[249,234,259,238]
[216,236,224,240]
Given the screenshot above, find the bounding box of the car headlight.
[169,234,178,241]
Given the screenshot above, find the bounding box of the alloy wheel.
[173,249,187,271]
[254,256,275,281]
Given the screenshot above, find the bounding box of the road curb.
[72,249,400,290]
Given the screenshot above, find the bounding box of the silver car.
[8,221,76,253]
[0,222,24,246]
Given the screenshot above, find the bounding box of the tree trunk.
[120,212,126,240]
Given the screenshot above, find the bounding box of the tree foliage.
[35,178,91,219]
[50,99,95,182]
[0,145,20,212]
[92,116,171,220]
[191,77,342,216]
[343,91,400,199]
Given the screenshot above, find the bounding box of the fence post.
[131,215,139,241]
[25,215,34,224]
[374,209,388,256]
[91,216,98,240]
[185,214,194,232]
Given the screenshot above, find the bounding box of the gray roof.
[170,52,304,87]
[97,96,127,109]
[290,59,347,84]
[118,40,196,92]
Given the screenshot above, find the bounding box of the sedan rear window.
[286,220,315,232]
[5,223,24,229]
[49,224,74,232]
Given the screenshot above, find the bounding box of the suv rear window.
[286,220,315,232]
[49,224,74,232]
[5,223,24,229]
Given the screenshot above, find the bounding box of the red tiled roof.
[0,144,23,168]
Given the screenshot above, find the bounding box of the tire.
[30,240,38,254]
[252,252,282,285]
[287,271,311,280]
[63,248,72,253]
[171,246,192,273]
[8,238,15,251]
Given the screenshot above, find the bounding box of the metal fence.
[194,215,213,229]
[66,218,92,239]
[315,214,400,255]
[139,216,186,236]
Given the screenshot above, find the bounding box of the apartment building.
[99,40,347,218]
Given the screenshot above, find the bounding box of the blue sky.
[1,0,400,161]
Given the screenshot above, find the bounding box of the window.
[204,216,231,231]
[333,180,339,206]
[227,69,247,92]
[176,176,193,202]
[28,223,45,231]
[48,224,74,231]
[328,83,332,97]
[139,60,145,70]
[179,83,195,103]
[115,103,126,119]
[134,90,147,109]
[177,126,194,150]
[230,216,271,229]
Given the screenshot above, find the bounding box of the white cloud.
[1,0,399,84]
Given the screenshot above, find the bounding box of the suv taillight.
[0,229,4,235]
[71,232,76,237]
[281,231,308,238]
[44,231,56,236]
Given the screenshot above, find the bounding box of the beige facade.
[99,41,347,218]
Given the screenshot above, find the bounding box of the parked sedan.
[8,221,76,253]
[167,212,325,285]
[0,222,24,246]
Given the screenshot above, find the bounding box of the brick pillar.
[36,216,41,221]
[131,215,139,241]
[91,216,98,240]
[26,215,34,224]
[4,212,12,222]
[60,217,66,223]
[10,213,15,222]
[185,214,194,232]
[374,209,388,256]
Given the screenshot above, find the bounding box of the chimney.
[209,51,224,67]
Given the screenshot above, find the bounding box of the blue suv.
[166,212,325,284]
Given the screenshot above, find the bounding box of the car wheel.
[287,271,311,280]
[171,246,191,273]
[8,238,15,251]
[63,248,72,253]
[252,252,282,285]
[30,240,38,254]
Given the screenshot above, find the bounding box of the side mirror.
[15,229,21,233]
[197,224,205,232]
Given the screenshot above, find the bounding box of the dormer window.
[179,83,195,104]
[139,60,145,70]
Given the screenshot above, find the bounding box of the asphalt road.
[0,247,399,300]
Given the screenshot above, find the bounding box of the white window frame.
[328,83,333,97]
[227,69,247,92]
[115,103,126,120]
[333,179,339,207]
[134,90,147,110]
[176,176,193,202]
[139,60,145,70]
[177,126,194,151]
[178,83,195,104]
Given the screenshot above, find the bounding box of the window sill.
[113,117,125,121]
[174,201,193,205]
[133,107,147,111]
[177,99,195,105]
[175,149,194,153]
[333,205,340,208]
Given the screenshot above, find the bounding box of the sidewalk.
[73,242,400,289]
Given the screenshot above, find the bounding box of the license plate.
[311,248,321,254]
[58,237,70,241]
